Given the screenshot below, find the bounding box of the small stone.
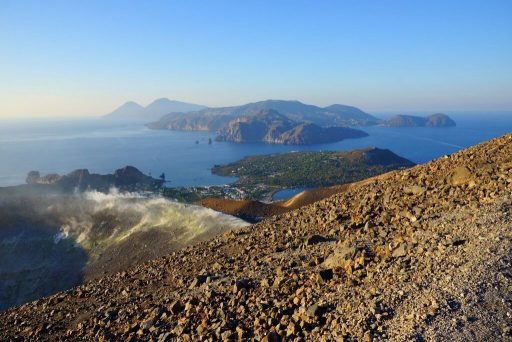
[262,331,282,342]
[273,277,284,288]
[286,322,299,336]
[306,303,323,318]
[221,330,232,340]
[392,243,408,258]
[452,239,466,246]
[363,332,373,342]
[140,319,153,330]
[233,279,251,293]
[323,245,357,268]
[189,275,208,289]
[317,269,334,284]
[169,300,184,314]
[306,234,328,245]
[403,185,426,195]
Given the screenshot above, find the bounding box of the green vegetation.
[160,147,414,203]
[161,184,261,203]
[162,188,204,203]
[212,147,414,188]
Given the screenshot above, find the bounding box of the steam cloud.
[0,188,248,311]
[54,188,249,252]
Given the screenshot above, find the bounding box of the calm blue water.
[272,188,307,201]
[0,113,511,187]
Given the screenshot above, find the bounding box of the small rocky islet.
[380,113,456,128]
[1,133,511,341]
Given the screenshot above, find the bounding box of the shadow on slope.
[0,187,248,311]
[0,198,88,311]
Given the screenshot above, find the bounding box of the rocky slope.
[215,110,368,145]
[381,113,456,127]
[1,134,511,341]
[147,100,379,131]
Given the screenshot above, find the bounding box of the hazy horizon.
[2,100,512,121]
[1,0,511,118]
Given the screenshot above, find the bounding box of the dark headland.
[24,166,164,192]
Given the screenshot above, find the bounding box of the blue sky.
[0,0,511,117]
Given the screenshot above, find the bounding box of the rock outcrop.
[1,134,511,341]
[215,109,368,145]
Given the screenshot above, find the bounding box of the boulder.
[446,166,473,186]
[322,245,358,269]
[25,171,41,184]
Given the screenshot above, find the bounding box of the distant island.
[25,166,163,192]
[143,100,457,145]
[102,99,458,146]
[148,99,379,131]
[215,109,368,145]
[103,98,205,121]
[380,113,456,127]
[146,99,376,145]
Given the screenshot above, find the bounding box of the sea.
[1,113,511,194]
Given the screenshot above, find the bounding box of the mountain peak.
[260,99,303,104]
[149,97,173,104]
[121,101,143,107]
[104,101,144,119]
[104,98,206,121]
